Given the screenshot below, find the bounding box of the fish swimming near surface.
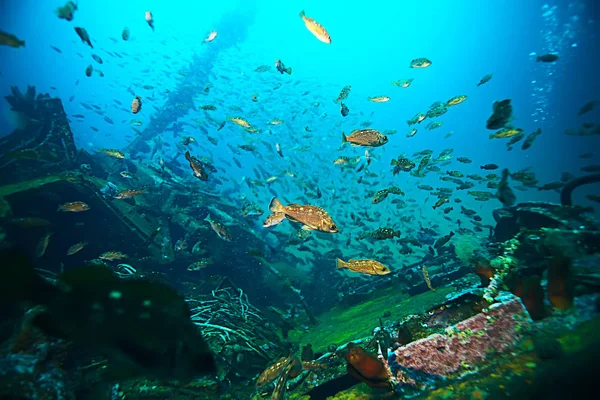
[131,96,142,114]
[0,248,216,382]
[204,30,217,43]
[368,96,390,103]
[577,101,596,116]
[55,1,78,21]
[410,57,432,68]
[275,59,292,75]
[536,53,558,62]
[74,27,93,48]
[340,102,349,116]
[145,11,155,31]
[0,30,25,48]
[477,74,492,87]
[299,10,331,44]
[486,99,513,130]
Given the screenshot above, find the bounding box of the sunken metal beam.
[0,92,78,185]
[126,3,258,156]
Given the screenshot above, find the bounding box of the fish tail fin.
[286,67,292,75]
[184,151,191,161]
[19,40,25,47]
[336,258,347,269]
[299,10,305,18]
[204,214,211,222]
[488,134,495,139]
[341,132,347,143]
[0,248,55,306]
[536,56,541,62]
[269,197,285,213]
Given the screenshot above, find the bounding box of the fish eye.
[330,224,337,230]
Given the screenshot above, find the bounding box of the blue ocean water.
[2,0,598,203]
[0,0,598,265]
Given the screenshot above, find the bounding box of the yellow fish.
[446,95,467,106]
[98,148,125,159]
[299,10,331,44]
[227,116,251,128]
[336,259,390,276]
[489,127,523,139]
[368,96,390,103]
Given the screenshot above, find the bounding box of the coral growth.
[388,293,531,386]
[483,238,519,303]
[4,85,50,119]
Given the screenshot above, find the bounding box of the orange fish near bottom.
[346,343,391,389]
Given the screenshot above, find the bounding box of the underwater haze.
[1,0,600,399]
[1,0,599,207]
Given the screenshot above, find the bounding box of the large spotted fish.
[265,198,338,233]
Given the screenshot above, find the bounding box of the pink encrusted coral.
[390,292,531,385]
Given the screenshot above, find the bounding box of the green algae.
[0,172,78,197]
[558,317,600,352]
[291,284,454,351]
